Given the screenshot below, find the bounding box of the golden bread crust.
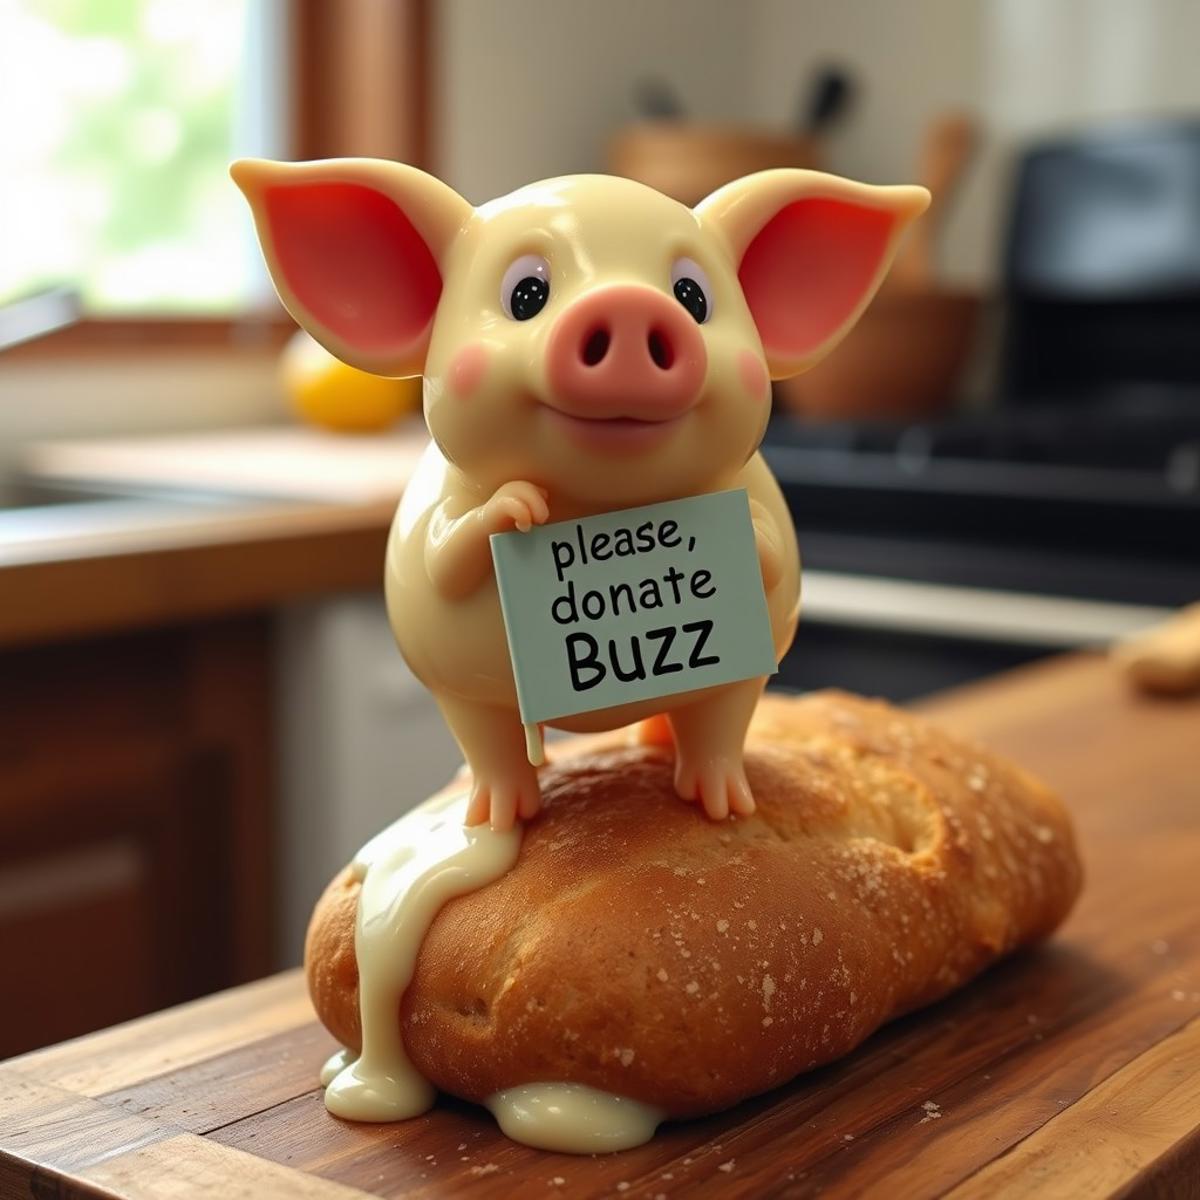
[304,690,1081,1118]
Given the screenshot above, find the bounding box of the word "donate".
[491,489,777,726]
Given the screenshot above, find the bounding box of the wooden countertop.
[2,654,1197,1196]
[0,427,426,647]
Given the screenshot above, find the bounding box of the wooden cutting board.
[2,654,1197,1198]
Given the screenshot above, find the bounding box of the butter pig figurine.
[232,160,928,831]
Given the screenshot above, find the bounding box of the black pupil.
[510,275,549,320]
[673,276,708,323]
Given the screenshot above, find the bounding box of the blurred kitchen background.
[2,0,1199,1055]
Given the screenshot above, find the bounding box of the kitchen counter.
[2,424,1168,658]
[0,427,431,1053]
[2,653,1197,1198]
[0,426,426,647]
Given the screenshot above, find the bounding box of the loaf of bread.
[1113,602,1200,696]
[306,690,1082,1119]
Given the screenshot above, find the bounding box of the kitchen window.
[1,0,284,313]
[1,0,429,339]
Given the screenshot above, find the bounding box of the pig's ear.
[696,170,929,379]
[231,158,472,377]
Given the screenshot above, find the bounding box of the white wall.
[748,0,1200,286]
[434,0,755,202]
[436,0,1200,287]
[746,0,989,284]
[983,0,1200,132]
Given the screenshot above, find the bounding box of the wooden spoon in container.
[889,112,978,291]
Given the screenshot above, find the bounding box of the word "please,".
[551,516,686,583]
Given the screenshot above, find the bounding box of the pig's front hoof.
[673,757,756,822]
[463,775,542,832]
[484,480,550,535]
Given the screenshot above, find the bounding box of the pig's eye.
[671,257,712,324]
[501,254,551,321]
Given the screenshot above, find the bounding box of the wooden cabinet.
[0,618,274,1059]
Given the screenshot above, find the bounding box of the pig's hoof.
[674,757,756,822]
[463,775,542,832]
[486,481,550,534]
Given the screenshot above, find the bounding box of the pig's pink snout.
[545,285,707,418]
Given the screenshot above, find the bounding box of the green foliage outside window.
[2,0,250,311]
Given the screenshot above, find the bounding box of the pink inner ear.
[265,181,442,355]
[738,198,895,359]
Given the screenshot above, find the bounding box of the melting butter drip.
[486,1083,663,1153]
[321,785,664,1152]
[320,1047,353,1087]
[323,788,522,1122]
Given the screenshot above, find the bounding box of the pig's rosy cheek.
[448,343,489,400]
[737,349,769,403]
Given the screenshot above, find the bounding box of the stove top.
[762,395,1200,608]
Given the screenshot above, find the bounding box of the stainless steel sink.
[0,479,254,512]
[0,481,131,510]
[0,479,267,553]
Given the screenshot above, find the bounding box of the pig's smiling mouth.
[537,401,692,451]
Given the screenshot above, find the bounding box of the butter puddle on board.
[320,788,661,1152]
[487,1083,663,1153]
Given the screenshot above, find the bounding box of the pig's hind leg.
[633,713,674,747]
[436,694,541,831]
[668,677,766,821]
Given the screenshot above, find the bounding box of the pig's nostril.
[647,328,674,371]
[582,327,610,367]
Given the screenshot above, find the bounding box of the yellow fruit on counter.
[280,330,422,433]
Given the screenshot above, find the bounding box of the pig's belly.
[383,452,801,717]
[387,566,798,721]
[389,578,749,726]
[388,569,519,709]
